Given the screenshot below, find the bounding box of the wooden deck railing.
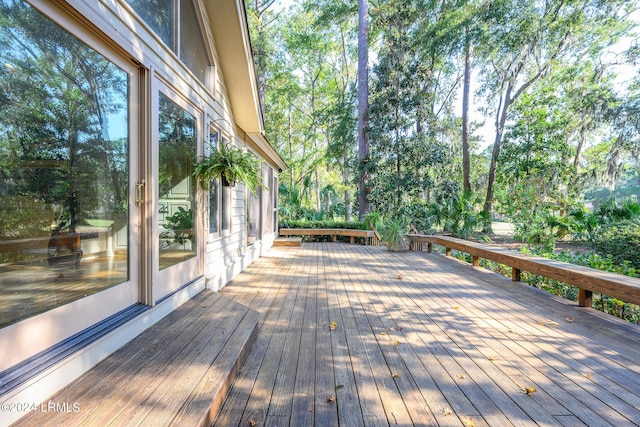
[407,234,640,308]
[279,228,380,245]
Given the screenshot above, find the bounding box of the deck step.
[273,237,302,246]
[12,290,259,427]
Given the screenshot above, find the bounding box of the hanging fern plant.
[193,142,266,194]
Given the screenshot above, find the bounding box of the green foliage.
[363,211,383,231]
[277,219,367,242]
[568,197,640,246]
[429,185,487,239]
[568,206,601,242]
[243,0,639,241]
[162,207,194,245]
[193,142,265,194]
[278,219,365,230]
[593,221,640,270]
[513,214,559,253]
[381,217,408,252]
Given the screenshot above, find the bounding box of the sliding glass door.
[0,0,140,370]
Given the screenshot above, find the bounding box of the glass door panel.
[152,87,200,301]
[157,93,197,270]
[0,0,139,370]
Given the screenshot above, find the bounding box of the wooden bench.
[407,234,640,308]
[279,228,380,245]
[0,233,82,267]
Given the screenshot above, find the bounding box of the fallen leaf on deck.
[452,306,460,310]
[546,321,559,326]
[538,321,546,326]
[583,373,593,379]
[565,316,574,323]
[329,321,337,331]
[327,394,335,403]
[463,417,475,426]
[522,386,537,395]
[336,384,344,390]
[456,373,466,379]
[380,331,387,335]
[250,418,258,426]
[488,357,499,361]
[392,339,401,346]
[441,407,452,416]
[397,275,403,280]
[392,373,400,378]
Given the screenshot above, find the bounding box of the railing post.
[427,243,432,253]
[472,256,479,267]
[579,289,593,307]
[512,268,521,282]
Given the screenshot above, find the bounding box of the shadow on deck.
[13,291,259,427]
[216,243,640,427]
[12,243,640,426]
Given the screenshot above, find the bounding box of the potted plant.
[193,142,265,194]
[383,218,409,252]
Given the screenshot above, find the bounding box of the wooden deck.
[13,291,259,427]
[11,243,640,426]
[214,243,640,427]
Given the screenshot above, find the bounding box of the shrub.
[278,219,365,230]
[382,218,409,252]
[277,219,367,243]
[593,221,640,269]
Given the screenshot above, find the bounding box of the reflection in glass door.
[157,93,197,270]
[0,0,134,327]
[0,0,139,370]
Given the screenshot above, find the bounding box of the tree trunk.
[483,87,512,220]
[462,30,472,193]
[288,97,294,189]
[357,0,370,220]
[343,160,352,221]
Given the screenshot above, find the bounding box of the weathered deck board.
[214,243,640,427]
[13,290,258,427]
[13,243,640,426]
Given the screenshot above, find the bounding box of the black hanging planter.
[221,174,236,187]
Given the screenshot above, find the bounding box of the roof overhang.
[247,132,288,172]
[204,0,263,134]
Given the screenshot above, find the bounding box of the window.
[273,174,279,232]
[209,179,220,235]
[208,129,220,235]
[246,161,261,245]
[126,0,173,48]
[263,164,274,235]
[208,128,231,235]
[126,0,211,86]
[221,186,231,233]
[180,0,209,83]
